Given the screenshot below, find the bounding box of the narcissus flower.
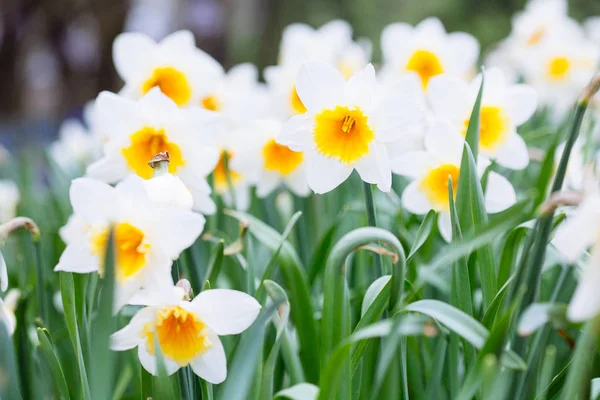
[87,88,220,215]
[114,30,222,107]
[392,119,516,241]
[210,141,253,211]
[552,178,600,321]
[427,68,537,170]
[111,285,260,383]
[277,61,425,194]
[49,117,102,174]
[231,119,309,198]
[55,177,205,311]
[0,289,20,336]
[380,17,479,90]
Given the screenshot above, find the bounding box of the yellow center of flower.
[144,306,212,366]
[213,150,242,191]
[122,127,185,179]
[547,56,571,81]
[90,223,150,282]
[462,106,509,152]
[262,139,303,175]
[406,49,444,88]
[201,94,221,111]
[314,106,374,165]
[527,27,546,46]
[338,62,354,80]
[142,67,192,106]
[419,164,460,210]
[290,85,307,114]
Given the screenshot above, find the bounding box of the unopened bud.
[176,279,193,300]
[148,152,170,176]
[0,217,40,242]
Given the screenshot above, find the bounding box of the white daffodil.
[276,61,425,194]
[49,118,101,173]
[111,285,260,383]
[552,178,600,321]
[380,17,479,90]
[87,88,220,215]
[392,119,516,241]
[196,63,269,126]
[113,30,222,107]
[427,68,537,170]
[231,119,309,198]
[0,180,20,224]
[0,289,20,336]
[55,177,205,311]
[278,20,352,66]
[521,36,598,119]
[264,62,310,120]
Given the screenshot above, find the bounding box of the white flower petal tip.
[193,289,261,335]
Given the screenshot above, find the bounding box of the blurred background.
[0,0,599,148]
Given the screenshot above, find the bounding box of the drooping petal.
[306,153,353,194]
[189,330,227,384]
[295,60,345,111]
[110,307,157,351]
[191,289,261,335]
[402,181,433,215]
[484,172,516,213]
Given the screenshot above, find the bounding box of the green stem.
[32,239,49,326]
[362,182,384,275]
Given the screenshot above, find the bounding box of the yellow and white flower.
[0,289,20,336]
[552,178,600,321]
[231,119,309,198]
[0,180,20,224]
[87,88,220,215]
[427,68,537,170]
[276,61,425,193]
[55,177,205,311]
[380,17,479,90]
[392,119,516,241]
[110,285,260,382]
[114,30,222,107]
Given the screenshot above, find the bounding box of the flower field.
[1,0,600,399]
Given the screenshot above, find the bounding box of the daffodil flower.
[277,61,425,194]
[49,117,102,174]
[111,285,261,383]
[87,88,220,215]
[0,289,20,336]
[231,119,309,198]
[55,177,205,311]
[552,179,600,321]
[392,118,516,241]
[427,68,537,170]
[380,17,479,90]
[113,30,223,107]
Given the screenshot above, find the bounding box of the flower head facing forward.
[277,60,425,194]
[55,177,205,311]
[111,286,261,383]
[392,118,516,241]
[428,68,537,170]
[114,30,223,107]
[87,88,220,215]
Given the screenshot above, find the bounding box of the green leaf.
[404,300,525,370]
[361,275,391,317]
[406,210,436,262]
[225,209,319,383]
[37,328,71,400]
[308,208,349,285]
[463,68,484,160]
[275,383,320,400]
[0,315,21,399]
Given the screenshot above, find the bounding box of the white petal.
[427,75,471,121]
[493,133,529,170]
[552,198,600,262]
[505,84,537,125]
[138,342,181,376]
[159,30,195,52]
[306,153,353,194]
[152,209,205,260]
[234,184,251,211]
[59,214,88,245]
[86,154,130,184]
[284,168,311,197]
[70,178,117,225]
[256,172,281,198]
[277,114,314,152]
[110,307,156,351]
[438,212,452,242]
[345,64,376,107]
[447,32,479,73]
[372,95,426,143]
[0,252,7,292]
[391,151,436,178]
[568,247,600,322]
[484,172,516,213]
[402,181,432,214]
[381,23,413,62]
[354,143,392,192]
[144,174,194,210]
[424,119,464,162]
[191,289,261,335]
[54,242,99,274]
[295,60,345,111]
[190,330,227,384]
[113,33,155,82]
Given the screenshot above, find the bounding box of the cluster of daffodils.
[487,0,600,119]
